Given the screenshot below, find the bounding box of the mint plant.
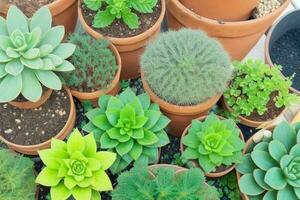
[84,0,158,29]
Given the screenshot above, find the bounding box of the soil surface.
[80,0,162,38]
[0,89,70,145]
[270,28,300,91]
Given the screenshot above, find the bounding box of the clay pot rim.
[0,86,75,149]
[77,0,166,45]
[69,43,122,100]
[179,115,245,178]
[141,70,221,115]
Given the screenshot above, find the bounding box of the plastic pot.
[166,0,290,60]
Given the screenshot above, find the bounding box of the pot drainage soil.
[7,0,56,16]
[270,28,300,92]
[0,89,70,146]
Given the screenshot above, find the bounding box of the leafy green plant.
[0,148,36,200]
[141,29,233,106]
[62,33,117,92]
[35,129,116,200]
[237,122,300,199]
[83,87,170,174]
[224,59,299,117]
[0,6,75,103]
[182,114,245,173]
[84,0,157,29]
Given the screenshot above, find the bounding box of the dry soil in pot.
[7,0,56,16]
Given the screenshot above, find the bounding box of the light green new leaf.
[93,9,115,28]
[7,6,28,34]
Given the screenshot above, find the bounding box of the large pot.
[78,0,166,80]
[166,0,290,60]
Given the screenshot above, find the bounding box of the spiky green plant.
[62,33,118,92]
[83,87,170,174]
[237,122,300,199]
[0,6,75,103]
[0,148,36,200]
[182,114,245,173]
[141,29,233,106]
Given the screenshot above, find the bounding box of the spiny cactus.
[141,29,233,106]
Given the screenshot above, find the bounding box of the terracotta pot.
[9,89,53,109]
[180,115,245,178]
[179,0,259,22]
[166,0,290,60]
[70,44,122,104]
[78,0,166,80]
[0,86,76,155]
[0,0,77,34]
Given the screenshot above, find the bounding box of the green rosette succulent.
[83,87,170,174]
[237,122,300,199]
[35,129,116,200]
[0,6,76,103]
[182,114,245,173]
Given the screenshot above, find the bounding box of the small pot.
[70,44,122,104]
[179,0,259,22]
[0,86,76,155]
[166,0,290,60]
[78,0,166,80]
[141,70,221,137]
[180,115,245,178]
[9,89,53,109]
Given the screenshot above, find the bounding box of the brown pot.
[180,115,245,178]
[9,89,53,109]
[70,44,122,104]
[141,70,221,137]
[78,0,166,80]
[0,86,76,155]
[179,0,259,22]
[166,0,290,60]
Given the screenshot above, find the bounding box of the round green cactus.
[0,6,75,103]
[237,122,300,199]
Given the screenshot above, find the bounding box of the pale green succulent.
[0,6,76,103]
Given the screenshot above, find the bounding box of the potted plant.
[62,33,121,104]
[78,0,166,79]
[36,129,116,200]
[140,29,233,136]
[180,113,245,178]
[0,6,76,155]
[222,59,299,128]
[236,121,300,199]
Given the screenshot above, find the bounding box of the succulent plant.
[0,6,75,103]
[237,122,300,199]
[0,148,36,200]
[35,129,116,200]
[83,87,170,174]
[141,29,233,106]
[182,114,245,173]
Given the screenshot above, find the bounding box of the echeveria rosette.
[0,6,75,103]
[182,114,245,173]
[83,87,170,174]
[237,122,300,199]
[35,129,116,200]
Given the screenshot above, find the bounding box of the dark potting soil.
[0,89,70,145]
[270,28,300,91]
[80,0,162,38]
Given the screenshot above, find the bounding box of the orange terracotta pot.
[70,44,122,104]
[179,0,259,22]
[180,115,245,178]
[78,0,166,80]
[166,0,290,60]
[9,89,53,109]
[0,86,76,155]
[141,70,221,137]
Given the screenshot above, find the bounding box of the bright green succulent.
[35,129,116,200]
[0,6,76,103]
[83,87,170,174]
[182,114,245,173]
[237,122,300,199]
